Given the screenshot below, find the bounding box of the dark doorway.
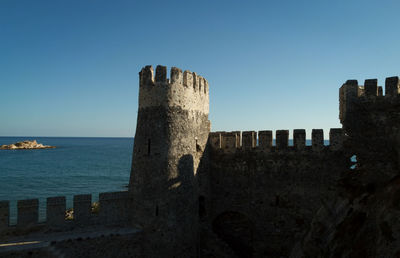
[212,211,254,258]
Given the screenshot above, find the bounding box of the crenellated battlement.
[339,76,400,124]
[0,191,131,231]
[209,128,344,153]
[138,65,209,114]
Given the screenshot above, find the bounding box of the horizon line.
[0,136,330,141]
[0,136,134,138]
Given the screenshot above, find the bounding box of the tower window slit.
[199,196,206,218]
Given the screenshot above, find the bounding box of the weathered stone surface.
[293,77,400,258]
[276,130,289,149]
[258,130,272,150]
[311,129,324,151]
[46,196,66,227]
[208,145,347,257]
[129,65,210,257]
[17,199,38,227]
[0,201,9,230]
[73,194,92,225]
[99,191,131,226]
[0,140,55,150]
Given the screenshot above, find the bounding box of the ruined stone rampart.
[339,77,400,123]
[206,128,349,256]
[0,191,131,232]
[290,77,400,257]
[209,128,344,152]
[339,77,400,182]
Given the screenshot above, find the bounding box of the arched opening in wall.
[212,211,254,258]
[199,196,206,218]
[350,154,357,170]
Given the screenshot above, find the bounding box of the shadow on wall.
[162,148,256,257]
[212,211,254,258]
[160,154,197,256]
[167,154,196,202]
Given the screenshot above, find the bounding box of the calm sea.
[0,137,328,224]
[0,137,133,224]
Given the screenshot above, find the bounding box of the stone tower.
[339,77,400,181]
[129,65,210,257]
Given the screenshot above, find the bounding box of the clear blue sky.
[1,0,400,138]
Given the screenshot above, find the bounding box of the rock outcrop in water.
[0,140,55,150]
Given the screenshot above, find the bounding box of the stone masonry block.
[276,130,289,150]
[0,201,9,229]
[139,65,154,86]
[99,191,130,225]
[364,79,378,96]
[17,199,38,227]
[385,76,400,97]
[329,128,343,151]
[203,78,208,94]
[155,65,167,83]
[344,80,359,98]
[258,131,272,150]
[73,194,92,224]
[242,131,256,150]
[170,67,183,84]
[345,80,358,86]
[312,129,324,151]
[232,131,241,148]
[198,76,203,93]
[222,132,238,153]
[47,196,66,227]
[209,132,221,149]
[193,72,199,91]
[293,129,306,150]
[339,80,361,123]
[183,70,193,88]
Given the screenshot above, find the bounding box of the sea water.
[0,137,133,224]
[0,137,328,224]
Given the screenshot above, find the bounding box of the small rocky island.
[0,140,55,150]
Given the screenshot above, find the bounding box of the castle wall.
[292,77,400,257]
[46,196,66,227]
[0,190,132,234]
[99,191,130,226]
[73,194,92,225]
[206,129,349,257]
[0,201,9,230]
[17,199,39,227]
[339,77,400,182]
